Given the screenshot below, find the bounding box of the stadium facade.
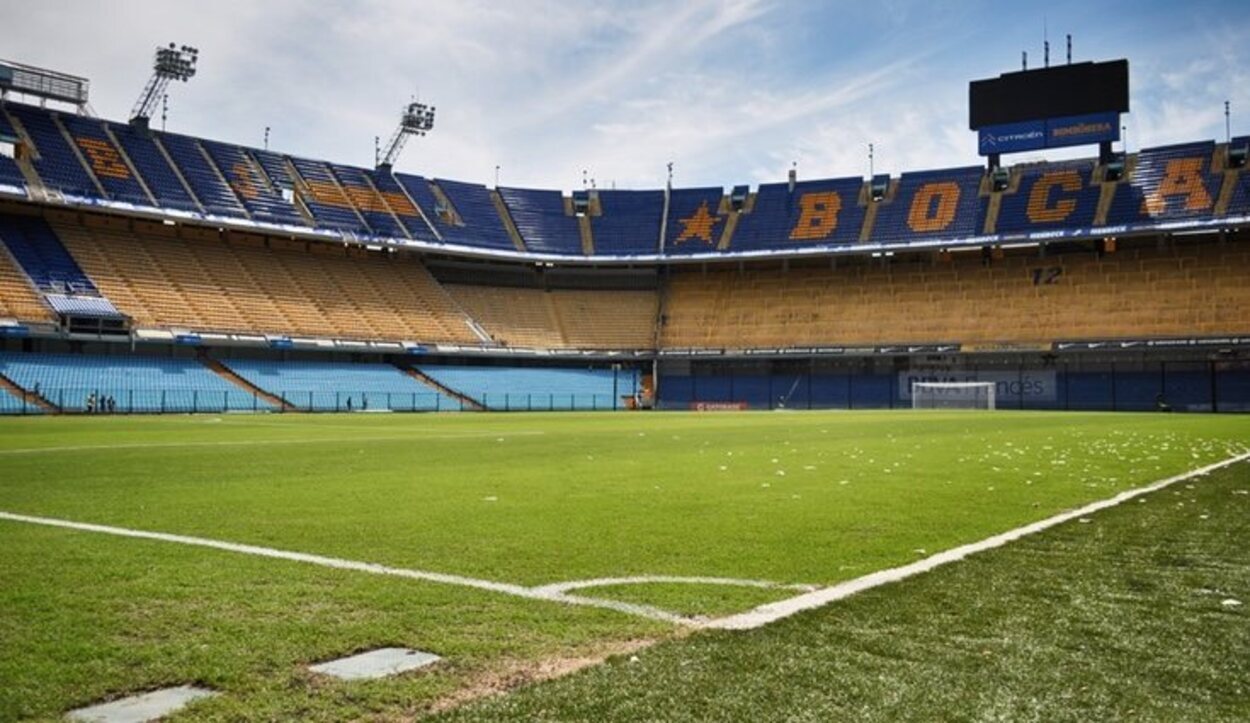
[0,89,1248,414]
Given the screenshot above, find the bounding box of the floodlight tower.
[130,43,198,127]
[376,101,436,171]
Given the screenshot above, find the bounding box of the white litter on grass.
[309,647,440,680]
[483,496,498,502]
[1222,599,1243,608]
[66,685,217,723]
[704,450,1250,631]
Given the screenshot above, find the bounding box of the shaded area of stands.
[0,352,271,413]
[0,241,52,321]
[660,360,1250,413]
[661,242,1250,349]
[0,214,96,293]
[416,364,638,410]
[222,359,456,411]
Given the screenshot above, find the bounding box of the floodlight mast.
[130,43,198,126]
[376,101,435,171]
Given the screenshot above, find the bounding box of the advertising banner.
[899,369,1057,402]
[979,111,1120,156]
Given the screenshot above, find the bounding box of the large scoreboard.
[969,59,1128,156]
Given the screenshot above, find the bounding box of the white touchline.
[0,431,547,456]
[0,509,689,625]
[1,451,1245,632]
[703,450,1250,631]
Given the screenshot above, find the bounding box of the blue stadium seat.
[368,170,438,242]
[395,175,515,250]
[416,364,638,410]
[591,190,663,255]
[664,187,726,254]
[287,157,370,233]
[106,122,200,212]
[57,113,152,205]
[1226,136,1250,217]
[5,103,99,198]
[996,161,1100,234]
[1105,142,1221,225]
[497,187,581,254]
[0,107,17,141]
[0,214,97,293]
[330,164,407,238]
[222,359,455,411]
[157,132,249,218]
[201,140,304,225]
[0,107,29,188]
[0,352,270,413]
[869,166,986,245]
[733,177,867,250]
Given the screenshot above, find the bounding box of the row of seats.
[0,352,269,412]
[417,363,638,410]
[660,242,1250,348]
[497,187,581,254]
[0,214,97,293]
[3,101,1244,255]
[221,358,457,411]
[0,242,52,321]
[444,284,657,349]
[0,351,637,414]
[51,220,479,343]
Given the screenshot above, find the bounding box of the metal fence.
[0,388,629,415]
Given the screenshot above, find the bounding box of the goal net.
[911,381,996,410]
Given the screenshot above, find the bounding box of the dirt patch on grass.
[424,632,691,717]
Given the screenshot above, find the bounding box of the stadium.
[1,3,1249,721]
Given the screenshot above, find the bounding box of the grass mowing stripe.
[0,509,689,625]
[707,450,1250,630]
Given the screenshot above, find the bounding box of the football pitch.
[2,410,1248,720]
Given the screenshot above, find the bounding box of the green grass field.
[1,410,1248,720]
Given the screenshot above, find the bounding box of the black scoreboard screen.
[969,59,1129,130]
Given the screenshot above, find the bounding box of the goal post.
[911,381,997,410]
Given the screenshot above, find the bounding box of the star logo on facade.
[675,201,721,245]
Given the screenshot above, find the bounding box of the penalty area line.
[704,449,1250,631]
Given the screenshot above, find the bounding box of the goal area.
[911,381,997,410]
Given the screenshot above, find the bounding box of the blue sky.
[2,0,1245,190]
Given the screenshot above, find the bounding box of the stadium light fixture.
[130,43,199,126]
[377,101,436,171]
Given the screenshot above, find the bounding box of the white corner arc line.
[0,510,689,625]
[703,450,1250,631]
[533,576,818,596]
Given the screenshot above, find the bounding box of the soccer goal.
[911,381,997,410]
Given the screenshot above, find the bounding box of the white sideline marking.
[534,575,817,596]
[704,450,1250,630]
[0,431,546,456]
[0,509,688,625]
